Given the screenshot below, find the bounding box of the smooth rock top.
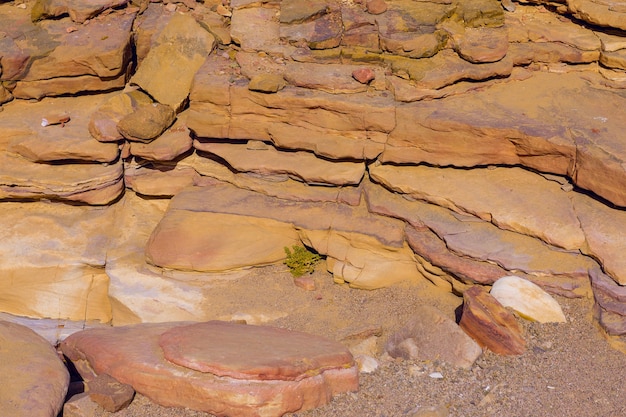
[159,321,354,381]
[0,320,69,417]
[61,321,359,417]
[490,276,567,323]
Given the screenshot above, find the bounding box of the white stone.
[490,276,567,323]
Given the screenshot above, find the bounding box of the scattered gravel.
[90,265,626,417]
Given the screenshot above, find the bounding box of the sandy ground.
[89,264,626,417]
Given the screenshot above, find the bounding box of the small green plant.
[284,245,322,277]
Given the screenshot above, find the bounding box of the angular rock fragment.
[459,286,526,355]
[130,13,216,111]
[385,304,482,369]
[88,373,134,412]
[117,103,176,143]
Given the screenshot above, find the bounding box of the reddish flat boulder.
[160,321,354,381]
[61,322,358,417]
[459,286,526,355]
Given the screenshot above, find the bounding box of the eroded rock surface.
[2,1,626,412]
[61,321,359,417]
[0,321,69,417]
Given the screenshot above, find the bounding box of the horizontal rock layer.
[1,0,626,355]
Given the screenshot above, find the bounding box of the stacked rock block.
[1,0,626,349]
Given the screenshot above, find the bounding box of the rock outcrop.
[2,0,626,412]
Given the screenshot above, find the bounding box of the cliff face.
[1,0,626,346]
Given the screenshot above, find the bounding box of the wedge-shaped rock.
[590,267,626,336]
[459,286,526,355]
[130,13,216,111]
[568,0,626,30]
[195,141,365,185]
[490,276,566,323]
[61,322,358,417]
[370,164,585,251]
[385,304,482,369]
[573,193,626,285]
[0,321,70,417]
[366,178,593,296]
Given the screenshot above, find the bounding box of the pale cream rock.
[0,200,114,322]
[490,276,567,323]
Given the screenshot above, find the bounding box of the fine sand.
[90,264,626,417]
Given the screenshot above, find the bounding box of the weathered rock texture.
[61,321,359,417]
[2,0,626,386]
[0,320,69,417]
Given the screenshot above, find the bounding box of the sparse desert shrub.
[283,245,322,277]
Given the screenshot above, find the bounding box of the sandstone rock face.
[0,200,113,322]
[1,0,626,369]
[0,321,69,417]
[130,13,216,111]
[7,8,134,99]
[61,321,359,417]
[385,304,482,369]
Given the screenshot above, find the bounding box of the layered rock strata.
[1,0,626,376]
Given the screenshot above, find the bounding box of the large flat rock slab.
[0,320,69,417]
[159,321,354,381]
[0,94,120,163]
[61,321,358,417]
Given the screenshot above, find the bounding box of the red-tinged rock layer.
[61,321,358,417]
[460,286,526,356]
